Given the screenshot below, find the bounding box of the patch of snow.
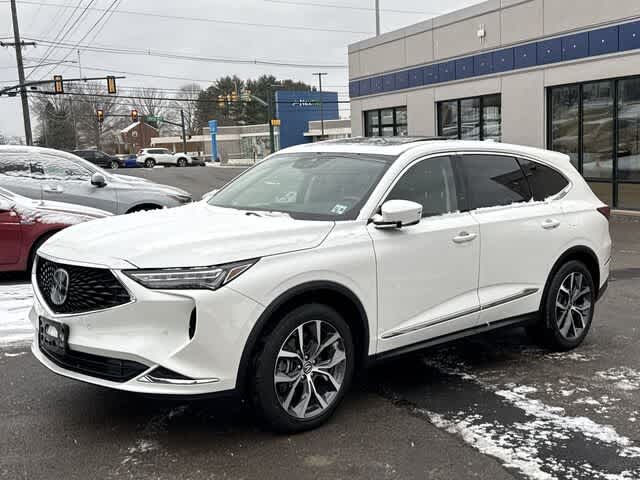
[596,367,640,392]
[545,352,596,362]
[3,351,27,358]
[0,283,34,347]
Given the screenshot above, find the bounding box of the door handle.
[453,231,477,244]
[542,218,561,230]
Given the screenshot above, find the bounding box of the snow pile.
[0,284,34,347]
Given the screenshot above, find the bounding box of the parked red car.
[0,187,110,272]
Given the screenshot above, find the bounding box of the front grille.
[39,342,148,383]
[36,256,131,314]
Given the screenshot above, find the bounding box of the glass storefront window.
[364,107,408,137]
[437,95,501,141]
[582,81,613,179]
[550,85,580,169]
[460,98,481,140]
[618,183,640,210]
[618,78,640,182]
[587,182,613,207]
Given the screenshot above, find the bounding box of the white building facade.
[348,0,640,210]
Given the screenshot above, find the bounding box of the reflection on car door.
[369,155,481,354]
[460,154,567,324]
[0,154,42,199]
[34,153,119,213]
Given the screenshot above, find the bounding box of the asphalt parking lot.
[1,167,639,480]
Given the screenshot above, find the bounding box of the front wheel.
[530,260,595,351]
[144,158,155,168]
[252,304,354,433]
[177,158,187,167]
[110,160,119,170]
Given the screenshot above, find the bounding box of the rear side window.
[386,156,458,217]
[518,159,569,201]
[460,155,531,209]
[0,154,31,177]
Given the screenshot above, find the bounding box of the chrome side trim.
[380,288,539,340]
[381,305,481,339]
[480,288,539,311]
[137,375,220,385]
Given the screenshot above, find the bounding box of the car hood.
[13,198,111,226]
[40,202,335,269]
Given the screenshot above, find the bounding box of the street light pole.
[313,72,327,138]
[9,0,33,145]
[180,109,188,154]
[375,0,381,36]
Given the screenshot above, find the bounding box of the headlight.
[123,259,258,290]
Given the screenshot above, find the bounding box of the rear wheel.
[177,158,187,167]
[530,260,595,351]
[110,160,119,170]
[252,304,354,433]
[144,158,155,168]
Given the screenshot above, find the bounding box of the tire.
[530,260,596,351]
[177,158,187,167]
[252,303,355,433]
[144,158,155,168]
[27,231,57,273]
[110,160,119,170]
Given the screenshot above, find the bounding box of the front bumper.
[30,262,265,395]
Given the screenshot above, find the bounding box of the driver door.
[0,200,20,265]
[34,153,118,213]
[367,155,481,354]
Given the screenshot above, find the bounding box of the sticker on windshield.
[331,204,348,215]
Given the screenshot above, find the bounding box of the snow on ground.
[0,283,34,348]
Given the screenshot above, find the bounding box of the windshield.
[208,152,394,221]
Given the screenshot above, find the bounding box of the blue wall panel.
[382,74,396,92]
[423,65,438,85]
[408,67,424,87]
[349,81,359,98]
[275,91,339,149]
[562,33,589,61]
[474,52,493,75]
[620,21,640,52]
[514,43,537,68]
[455,57,474,79]
[370,76,383,94]
[589,26,619,56]
[493,48,514,72]
[359,78,370,96]
[537,38,562,64]
[395,70,409,90]
[438,61,455,82]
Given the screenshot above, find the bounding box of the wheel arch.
[125,203,163,214]
[27,228,62,271]
[541,245,601,315]
[236,280,370,396]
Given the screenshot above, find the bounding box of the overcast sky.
[0,0,482,139]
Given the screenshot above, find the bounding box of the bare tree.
[132,87,170,133]
[171,83,203,136]
[73,83,124,150]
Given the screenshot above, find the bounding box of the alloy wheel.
[274,320,347,419]
[555,272,592,340]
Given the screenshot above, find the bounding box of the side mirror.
[91,173,107,187]
[372,200,422,229]
[201,189,219,202]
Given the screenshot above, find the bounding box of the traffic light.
[131,109,139,123]
[96,109,104,124]
[106,76,117,94]
[53,75,64,94]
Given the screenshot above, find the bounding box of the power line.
[1,0,373,35]
[264,0,439,15]
[28,38,348,69]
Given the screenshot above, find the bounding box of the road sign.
[145,116,163,123]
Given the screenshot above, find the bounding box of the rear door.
[0,153,42,199]
[34,153,118,213]
[0,195,21,265]
[459,153,568,324]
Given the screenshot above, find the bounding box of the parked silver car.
[0,146,192,214]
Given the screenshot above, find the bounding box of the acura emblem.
[50,268,69,306]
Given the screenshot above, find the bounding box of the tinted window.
[518,159,569,201]
[0,154,31,177]
[461,155,531,209]
[387,156,458,217]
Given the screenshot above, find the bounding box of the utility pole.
[313,72,327,138]
[375,0,381,36]
[267,91,275,154]
[180,109,187,154]
[7,0,35,145]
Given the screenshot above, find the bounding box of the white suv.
[30,138,611,432]
[137,148,194,168]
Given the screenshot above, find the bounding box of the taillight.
[597,206,611,220]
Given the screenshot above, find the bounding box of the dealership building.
[348,0,640,210]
